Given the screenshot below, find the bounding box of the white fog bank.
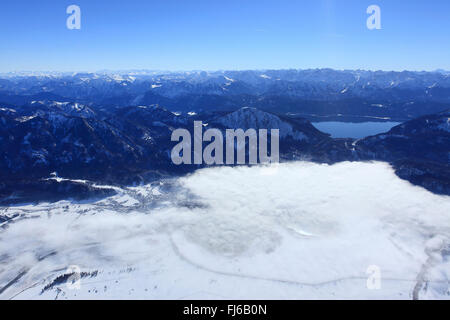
[0,161,449,300]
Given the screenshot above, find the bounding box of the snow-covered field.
[0,161,449,300]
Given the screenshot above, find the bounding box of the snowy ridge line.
[45,176,124,192]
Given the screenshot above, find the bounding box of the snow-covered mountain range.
[0,70,449,300]
[1,69,450,121]
[1,98,449,203]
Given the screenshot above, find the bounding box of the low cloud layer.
[1,161,449,299]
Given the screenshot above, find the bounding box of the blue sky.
[1,0,449,72]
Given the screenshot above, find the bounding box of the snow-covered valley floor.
[1,161,449,300]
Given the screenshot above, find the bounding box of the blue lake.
[312,121,401,139]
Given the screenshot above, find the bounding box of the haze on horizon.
[1,67,449,76]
